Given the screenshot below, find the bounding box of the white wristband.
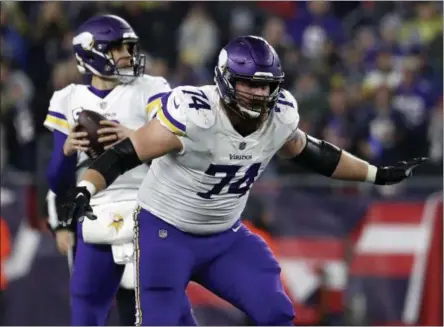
[366,164,378,183]
[78,180,97,196]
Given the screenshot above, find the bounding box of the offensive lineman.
[63,36,427,325]
[43,15,196,326]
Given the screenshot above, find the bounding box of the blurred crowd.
[1,1,443,177]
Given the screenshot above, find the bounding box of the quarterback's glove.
[374,157,428,185]
[62,186,97,225]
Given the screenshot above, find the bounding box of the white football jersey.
[44,75,171,206]
[138,85,300,234]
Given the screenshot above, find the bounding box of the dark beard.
[224,104,268,137]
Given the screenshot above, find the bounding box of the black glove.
[375,157,428,185]
[61,186,97,226]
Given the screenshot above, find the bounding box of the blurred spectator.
[392,59,436,158]
[64,2,112,26]
[229,6,255,38]
[362,47,402,97]
[346,82,365,114]
[31,2,71,62]
[262,16,292,53]
[315,87,356,151]
[170,57,212,87]
[178,4,219,70]
[0,217,12,326]
[140,2,189,67]
[428,33,443,73]
[50,57,80,91]
[407,45,442,89]
[353,26,378,72]
[399,1,443,47]
[0,57,36,172]
[290,71,325,127]
[0,125,5,174]
[356,86,406,165]
[146,57,170,78]
[428,96,443,164]
[0,2,28,70]
[0,57,34,113]
[27,2,71,132]
[287,2,345,59]
[262,16,299,88]
[378,14,404,71]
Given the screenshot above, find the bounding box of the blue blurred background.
[0,1,442,326]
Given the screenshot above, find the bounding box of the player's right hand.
[97,120,134,150]
[63,186,97,225]
[63,123,91,156]
[55,229,74,256]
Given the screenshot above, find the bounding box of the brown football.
[76,110,114,159]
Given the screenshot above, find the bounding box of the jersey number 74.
[197,163,261,199]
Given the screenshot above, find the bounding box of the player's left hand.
[97,120,134,150]
[374,157,429,185]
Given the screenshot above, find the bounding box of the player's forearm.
[77,137,142,196]
[78,169,107,196]
[47,131,77,194]
[330,150,375,182]
[289,132,375,183]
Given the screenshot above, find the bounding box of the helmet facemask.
[216,65,283,121]
[107,39,146,83]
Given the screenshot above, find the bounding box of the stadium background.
[0,1,442,326]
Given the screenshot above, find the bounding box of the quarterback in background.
[44,15,195,326]
[65,35,427,325]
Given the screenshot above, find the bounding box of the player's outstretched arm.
[279,129,428,185]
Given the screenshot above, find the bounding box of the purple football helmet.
[72,15,145,83]
[215,35,284,119]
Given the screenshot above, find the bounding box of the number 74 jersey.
[138,85,300,234]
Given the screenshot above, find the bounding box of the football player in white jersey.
[64,35,427,325]
[43,15,196,326]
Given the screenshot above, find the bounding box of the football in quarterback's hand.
[76,110,115,159]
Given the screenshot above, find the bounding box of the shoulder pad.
[50,83,76,109]
[155,86,216,136]
[138,74,170,91]
[274,89,300,127]
[141,75,172,120]
[44,84,76,134]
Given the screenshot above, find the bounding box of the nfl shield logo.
[158,229,168,238]
[239,142,246,150]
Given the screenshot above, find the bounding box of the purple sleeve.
[47,130,77,195]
